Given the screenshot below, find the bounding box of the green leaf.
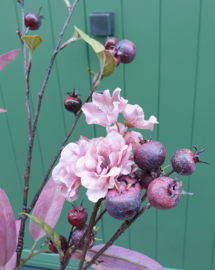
[72,26,116,80]
[21,35,43,57]
[98,50,116,80]
[21,212,61,254]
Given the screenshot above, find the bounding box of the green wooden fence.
[0,0,215,269]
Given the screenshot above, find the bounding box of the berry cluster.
[105,138,210,219]
[103,37,136,67]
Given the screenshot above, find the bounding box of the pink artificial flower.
[0,109,7,113]
[122,104,158,131]
[52,137,89,202]
[82,88,128,127]
[76,131,137,203]
[106,123,143,150]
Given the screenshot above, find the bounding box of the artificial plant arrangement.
[0,0,210,270]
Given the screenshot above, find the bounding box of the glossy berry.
[64,89,82,114]
[68,201,88,228]
[24,7,44,31]
[71,224,96,250]
[106,176,141,220]
[103,37,118,50]
[49,235,67,254]
[134,140,166,171]
[113,39,136,64]
[147,176,182,210]
[171,145,210,176]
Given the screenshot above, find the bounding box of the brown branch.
[82,203,152,270]
[16,0,80,266]
[164,169,175,177]
[26,77,100,215]
[95,208,107,226]
[77,199,103,270]
[141,191,147,203]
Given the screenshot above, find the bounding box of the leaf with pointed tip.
[0,220,21,270]
[0,49,20,72]
[71,26,115,79]
[0,189,16,267]
[0,109,7,113]
[21,35,43,57]
[21,212,61,254]
[30,177,64,241]
[84,245,164,270]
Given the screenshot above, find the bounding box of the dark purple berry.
[24,7,44,31]
[140,169,162,190]
[113,39,136,64]
[49,235,67,254]
[64,89,82,114]
[71,225,96,250]
[68,201,88,228]
[171,145,210,176]
[106,178,141,220]
[147,177,182,210]
[134,140,166,171]
[103,37,118,50]
[117,175,141,194]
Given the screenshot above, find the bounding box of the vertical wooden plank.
[84,0,130,249]
[122,0,160,259]
[182,1,215,270]
[157,0,201,269]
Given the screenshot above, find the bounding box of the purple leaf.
[0,109,7,113]
[0,49,20,72]
[0,220,21,270]
[30,177,65,241]
[85,245,164,270]
[0,189,16,267]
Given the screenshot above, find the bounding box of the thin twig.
[82,203,152,270]
[16,0,80,266]
[164,169,175,177]
[15,250,51,270]
[95,208,107,226]
[67,226,74,247]
[141,191,147,203]
[26,76,100,215]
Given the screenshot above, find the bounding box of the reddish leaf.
[0,109,7,113]
[0,220,21,270]
[30,177,64,241]
[85,245,164,270]
[0,189,16,267]
[0,49,20,72]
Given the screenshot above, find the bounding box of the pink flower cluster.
[53,88,158,203]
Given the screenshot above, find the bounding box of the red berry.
[49,235,67,253]
[171,145,210,176]
[113,39,136,64]
[108,49,121,67]
[24,7,44,31]
[117,175,141,194]
[64,89,82,114]
[147,177,182,210]
[103,37,118,50]
[71,225,96,250]
[106,177,141,220]
[68,201,88,228]
[134,140,166,171]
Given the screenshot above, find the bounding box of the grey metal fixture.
[89,12,114,36]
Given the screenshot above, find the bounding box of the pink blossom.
[122,104,158,131]
[82,88,128,127]
[76,131,137,203]
[52,137,89,202]
[106,123,143,150]
[0,109,6,113]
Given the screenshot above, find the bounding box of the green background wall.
[0,0,214,269]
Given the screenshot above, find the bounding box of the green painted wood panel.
[1,1,215,270]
